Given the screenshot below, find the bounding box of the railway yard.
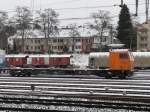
[0,70,149,111]
[0,0,149,111]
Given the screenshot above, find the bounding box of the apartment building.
[14,38,47,53]
[48,37,72,53]
[137,21,150,51]
[13,37,93,54]
[8,27,113,53]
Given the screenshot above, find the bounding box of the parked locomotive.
[89,52,150,69]
[89,49,134,79]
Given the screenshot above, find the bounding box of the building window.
[140,44,147,48]
[26,46,29,50]
[76,45,81,49]
[35,46,37,50]
[53,39,57,42]
[141,37,147,41]
[35,40,37,44]
[60,39,63,42]
[54,46,57,49]
[76,39,80,42]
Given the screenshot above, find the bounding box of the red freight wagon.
[49,54,71,67]
[58,57,70,65]
[5,55,27,67]
[29,55,45,67]
[5,54,72,68]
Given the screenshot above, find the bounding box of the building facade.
[137,21,150,51]
[15,38,47,53]
[14,37,94,54]
[8,27,115,53]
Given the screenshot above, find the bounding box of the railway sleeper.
[0,97,149,111]
[100,70,133,79]
[9,69,32,77]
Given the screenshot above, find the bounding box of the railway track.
[0,73,149,111]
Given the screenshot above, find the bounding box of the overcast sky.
[0,0,147,26]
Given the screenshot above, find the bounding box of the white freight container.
[0,50,5,65]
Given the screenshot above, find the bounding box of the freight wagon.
[5,54,71,68]
[0,50,5,68]
[0,49,134,79]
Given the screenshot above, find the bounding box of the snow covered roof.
[9,27,110,39]
[9,30,44,39]
[5,54,27,58]
[31,54,72,58]
[110,49,129,52]
[5,54,72,58]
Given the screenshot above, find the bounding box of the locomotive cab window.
[119,53,128,59]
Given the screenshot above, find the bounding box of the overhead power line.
[58,11,147,21]
[3,2,147,13]
[53,3,146,11]
[47,0,81,5]
[59,15,119,21]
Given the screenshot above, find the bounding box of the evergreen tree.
[117,4,137,50]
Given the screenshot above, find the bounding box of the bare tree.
[36,8,59,53]
[68,23,81,52]
[0,11,8,50]
[0,11,16,52]
[13,6,33,53]
[36,8,59,38]
[68,23,80,37]
[88,10,112,51]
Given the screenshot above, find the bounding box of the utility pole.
[146,0,149,23]
[109,25,113,44]
[31,0,34,12]
[120,0,124,7]
[135,0,138,16]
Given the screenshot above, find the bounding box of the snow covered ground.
[70,54,89,68]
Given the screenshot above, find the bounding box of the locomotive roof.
[110,49,129,52]
[89,52,109,58]
[89,52,150,58]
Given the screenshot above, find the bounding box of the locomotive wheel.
[105,72,112,79]
[127,71,133,77]
[27,73,31,77]
[118,71,126,79]
[10,73,16,77]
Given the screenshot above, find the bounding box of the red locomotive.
[5,54,72,68]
